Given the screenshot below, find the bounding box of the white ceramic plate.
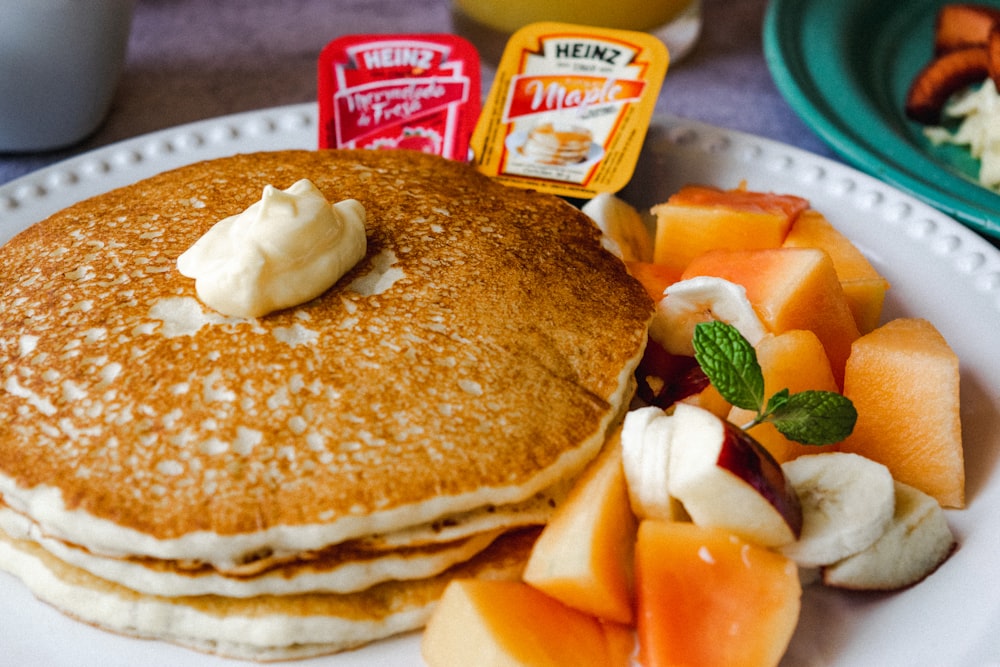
[1,105,999,666]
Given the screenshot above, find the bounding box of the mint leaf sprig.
[692,321,857,445]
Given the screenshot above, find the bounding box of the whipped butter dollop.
[177,179,366,318]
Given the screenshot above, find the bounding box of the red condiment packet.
[471,22,669,198]
[318,35,481,161]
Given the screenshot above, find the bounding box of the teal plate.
[764,0,1000,239]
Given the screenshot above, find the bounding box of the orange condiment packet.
[471,22,668,198]
[318,35,481,161]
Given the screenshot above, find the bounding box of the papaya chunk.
[905,46,990,124]
[651,185,808,274]
[934,4,1000,54]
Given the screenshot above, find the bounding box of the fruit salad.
[422,183,962,667]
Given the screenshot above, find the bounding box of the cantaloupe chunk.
[651,185,808,274]
[422,579,632,667]
[679,382,732,418]
[728,330,840,462]
[601,621,638,665]
[782,209,890,333]
[522,430,637,624]
[681,247,860,387]
[625,260,681,301]
[635,520,801,667]
[840,278,892,335]
[839,318,964,508]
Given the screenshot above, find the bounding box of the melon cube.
[679,382,732,419]
[523,431,637,624]
[635,520,801,667]
[422,579,632,667]
[839,318,964,508]
[651,185,808,274]
[840,278,892,335]
[728,330,840,462]
[625,260,681,301]
[782,209,890,333]
[681,247,860,387]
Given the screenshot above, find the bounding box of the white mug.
[0,0,134,152]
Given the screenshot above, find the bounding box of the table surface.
[0,0,838,188]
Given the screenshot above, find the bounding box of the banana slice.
[581,193,654,263]
[822,481,956,591]
[779,452,896,568]
[648,276,768,356]
[620,406,684,521]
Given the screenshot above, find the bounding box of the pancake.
[0,476,571,597]
[0,149,650,564]
[0,518,539,661]
[0,148,652,656]
[0,503,505,597]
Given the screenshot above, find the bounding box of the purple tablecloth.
[0,0,836,187]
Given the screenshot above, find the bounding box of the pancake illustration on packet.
[517,121,597,165]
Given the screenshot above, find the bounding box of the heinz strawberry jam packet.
[471,22,669,199]
[318,35,481,161]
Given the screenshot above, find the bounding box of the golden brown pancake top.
[0,149,651,562]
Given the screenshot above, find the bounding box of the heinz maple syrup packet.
[471,22,669,198]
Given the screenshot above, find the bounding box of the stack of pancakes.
[0,149,651,660]
[519,122,593,165]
